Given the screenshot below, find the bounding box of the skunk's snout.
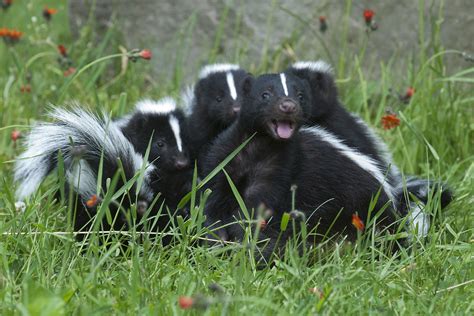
[174,155,190,170]
[232,104,241,114]
[279,100,297,114]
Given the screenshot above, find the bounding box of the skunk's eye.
[157,141,165,148]
[216,95,223,102]
[261,92,271,100]
[297,92,304,101]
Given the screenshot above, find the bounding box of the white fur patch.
[198,63,240,79]
[168,115,183,152]
[301,126,395,202]
[135,97,176,115]
[292,60,334,74]
[280,73,289,96]
[181,85,195,116]
[14,106,155,201]
[226,72,238,100]
[350,113,401,183]
[407,202,430,237]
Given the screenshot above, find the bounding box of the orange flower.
[11,130,21,142]
[363,9,375,24]
[139,49,152,60]
[405,87,415,99]
[57,44,67,57]
[63,67,76,77]
[178,296,194,309]
[86,194,98,208]
[43,7,58,21]
[0,28,8,37]
[352,213,365,231]
[20,84,31,93]
[381,114,401,130]
[8,29,22,40]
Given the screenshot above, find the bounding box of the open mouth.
[270,119,295,140]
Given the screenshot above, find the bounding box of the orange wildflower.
[11,130,21,142]
[86,194,98,208]
[381,114,401,130]
[352,213,365,231]
[43,7,58,21]
[178,296,194,309]
[363,9,375,24]
[139,49,152,60]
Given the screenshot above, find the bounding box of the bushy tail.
[14,106,154,202]
[394,177,453,237]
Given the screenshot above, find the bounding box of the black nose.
[174,157,189,170]
[279,101,296,113]
[232,105,241,114]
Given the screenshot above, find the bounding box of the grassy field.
[1,1,473,315]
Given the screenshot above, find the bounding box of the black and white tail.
[14,106,154,203]
[394,177,453,237]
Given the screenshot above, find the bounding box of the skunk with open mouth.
[202,72,399,261]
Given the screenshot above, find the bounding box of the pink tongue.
[276,121,293,139]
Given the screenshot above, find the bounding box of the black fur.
[187,66,249,171]
[286,62,453,217]
[202,73,398,261]
[285,64,388,171]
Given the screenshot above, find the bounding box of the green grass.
[1,1,473,315]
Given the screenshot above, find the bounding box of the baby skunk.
[202,72,399,260]
[186,63,249,170]
[14,98,192,238]
[286,61,453,237]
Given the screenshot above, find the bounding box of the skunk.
[186,63,249,170]
[202,72,399,260]
[286,61,453,236]
[14,98,192,237]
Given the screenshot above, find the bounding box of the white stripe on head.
[301,126,395,202]
[135,97,176,115]
[168,115,183,152]
[280,73,289,96]
[198,63,240,79]
[226,72,238,100]
[292,60,334,74]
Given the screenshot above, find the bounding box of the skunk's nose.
[279,101,297,113]
[174,157,189,170]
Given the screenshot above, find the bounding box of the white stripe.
[350,113,401,183]
[292,60,334,74]
[198,63,240,79]
[135,97,176,115]
[226,72,238,100]
[168,115,183,152]
[280,73,289,96]
[301,126,395,202]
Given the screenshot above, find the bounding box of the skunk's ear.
[287,61,337,100]
[242,75,253,96]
